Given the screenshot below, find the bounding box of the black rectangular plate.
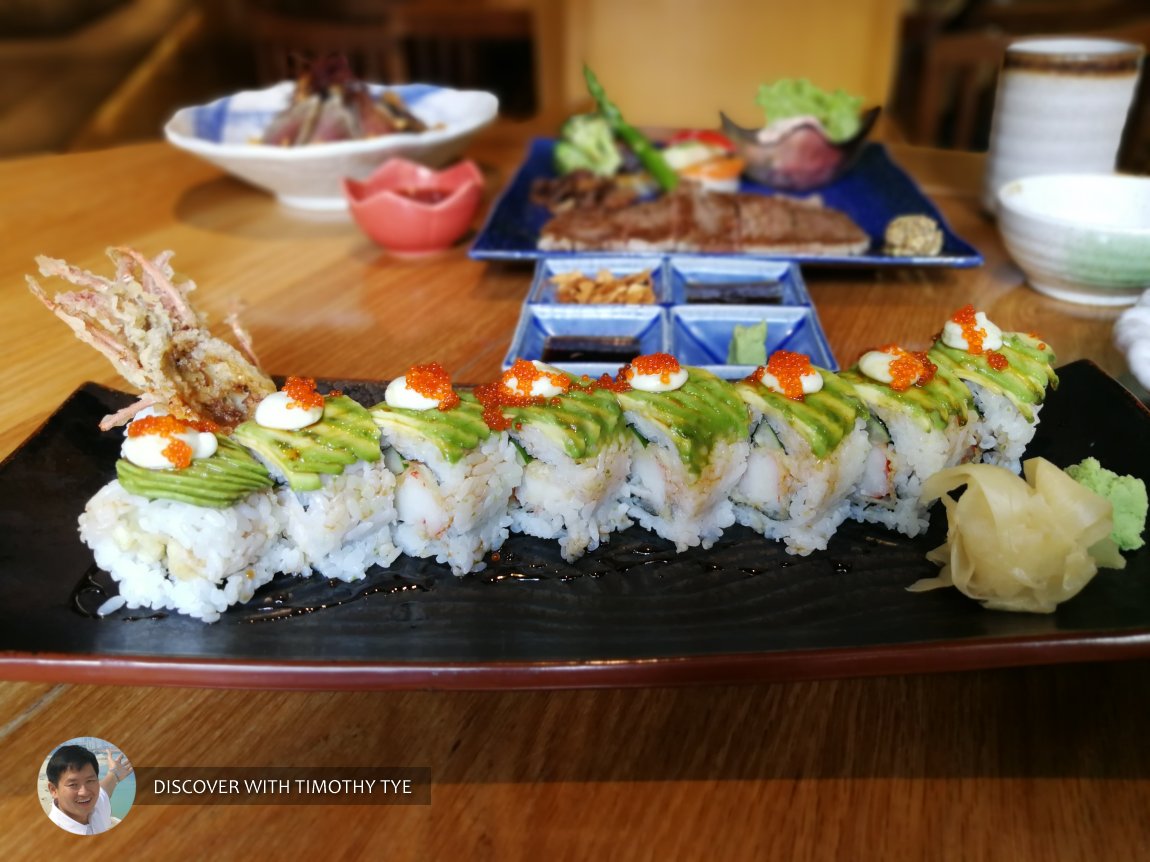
[1,360,1147,690]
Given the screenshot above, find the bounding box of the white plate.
[164,82,498,211]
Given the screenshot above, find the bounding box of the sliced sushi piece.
[614,354,752,551]
[371,363,523,575]
[928,306,1058,473]
[79,411,281,622]
[732,351,873,555]
[840,345,978,537]
[475,360,632,562]
[234,377,400,581]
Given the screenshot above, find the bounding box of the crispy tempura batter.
[27,247,275,430]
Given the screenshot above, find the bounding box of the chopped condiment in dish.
[549,268,656,305]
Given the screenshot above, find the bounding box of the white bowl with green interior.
[997,173,1150,306]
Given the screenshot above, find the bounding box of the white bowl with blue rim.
[164,82,499,212]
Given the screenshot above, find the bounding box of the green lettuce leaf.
[755,78,862,142]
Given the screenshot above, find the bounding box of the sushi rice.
[733,369,872,555]
[381,423,523,576]
[74,319,1058,621]
[79,482,283,623]
[618,367,751,552]
[265,460,401,581]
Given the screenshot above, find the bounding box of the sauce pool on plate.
[396,188,452,205]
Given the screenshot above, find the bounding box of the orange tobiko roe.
[126,414,217,470]
[987,350,1009,371]
[875,344,937,392]
[282,376,326,410]
[750,350,812,400]
[405,362,460,411]
[949,304,986,354]
[475,360,572,430]
[625,353,681,384]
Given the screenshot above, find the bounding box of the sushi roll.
[476,360,632,562]
[79,411,282,622]
[371,363,523,575]
[928,306,1058,472]
[614,354,752,551]
[732,351,873,555]
[840,345,978,537]
[234,377,401,581]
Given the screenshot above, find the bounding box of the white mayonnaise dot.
[121,428,217,470]
[385,375,441,410]
[628,366,689,392]
[858,349,898,384]
[503,360,567,398]
[760,367,824,396]
[941,311,1003,352]
[255,390,323,430]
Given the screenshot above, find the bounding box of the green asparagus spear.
[583,65,679,192]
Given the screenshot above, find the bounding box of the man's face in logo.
[49,763,100,823]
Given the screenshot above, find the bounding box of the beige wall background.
[544,0,904,128]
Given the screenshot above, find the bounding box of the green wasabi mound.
[1065,457,1148,551]
[727,321,768,365]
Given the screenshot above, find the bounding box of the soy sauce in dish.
[685,281,785,304]
[542,336,642,364]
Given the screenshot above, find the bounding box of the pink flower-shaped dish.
[343,158,484,256]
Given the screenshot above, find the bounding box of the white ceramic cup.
[982,37,1144,214]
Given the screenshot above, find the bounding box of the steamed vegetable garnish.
[583,64,679,192]
[553,113,623,177]
[756,78,863,143]
[910,459,1125,614]
[1066,458,1148,551]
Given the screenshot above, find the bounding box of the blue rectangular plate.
[510,257,836,379]
[470,138,983,267]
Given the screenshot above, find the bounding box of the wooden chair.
[899,5,1150,155]
[242,2,406,84]
[237,0,544,118]
[387,2,533,92]
[912,26,1012,150]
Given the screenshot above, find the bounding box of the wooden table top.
[0,128,1147,860]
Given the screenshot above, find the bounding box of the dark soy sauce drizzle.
[685,281,785,304]
[542,335,641,364]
